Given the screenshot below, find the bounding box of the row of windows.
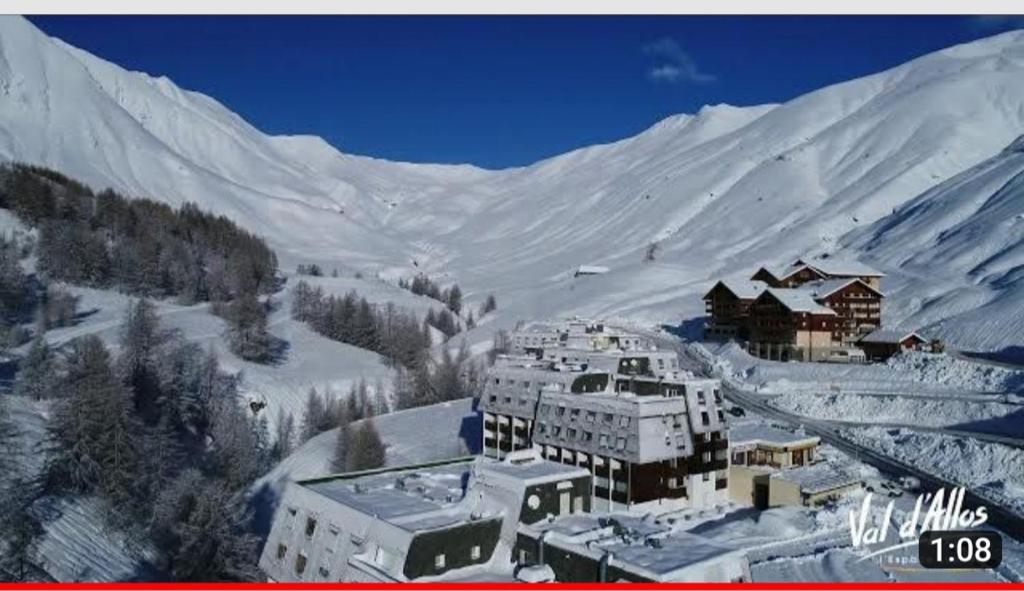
[536,422,629,451]
[538,403,632,428]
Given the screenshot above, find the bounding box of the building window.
[305,517,317,537]
[616,437,627,450]
[701,412,710,426]
[435,554,446,570]
[277,544,288,560]
[603,413,614,424]
[583,431,593,442]
[570,408,580,421]
[471,546,481,560]
[556,406,566,417]
[488,395,496,403]
[703,472,711,482]
[567,428,577,439]
[599,434,610,447]
[295,553,307,575]
[537,423,546,434]
[619,416,630,428]
[586,411,596,422]
[697,390,706,404]
[552,426,562,437]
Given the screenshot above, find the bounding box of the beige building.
[727,420,823,508]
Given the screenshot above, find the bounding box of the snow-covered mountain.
[2,15,1024,351]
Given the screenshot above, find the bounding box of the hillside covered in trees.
[0,164,278,303]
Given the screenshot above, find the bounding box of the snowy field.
[703,342,1019,396]
[845,426,1024,516]
[28,274,456,433]
[3,16,1024,353]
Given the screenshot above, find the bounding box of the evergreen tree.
[331,404,352,473]
[118,299,166,421]
[480,293,497,316]
[151,470,260,581]
[207,395,261,491]
[225,294,271,363]
[272,409,295,462]
[299,388,327,444]
[445,284,462,315]
[13,336,57,400]
[45,336,144,513]
[346,418,386,472]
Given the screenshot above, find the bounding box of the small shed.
[857,329,927,362]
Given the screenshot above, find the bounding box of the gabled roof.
[703,279,768,301]
[794,258,885,278]
[858,328,926,344]
[800,278,884,299]
[761,288,836,315]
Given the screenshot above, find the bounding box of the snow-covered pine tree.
[45,335,144,512]
[225,293,271,363]
[346,418,386,472]
[272,409,295,462]
[13,336,56,400]
[151,469,260,581]
[299,387,327,444]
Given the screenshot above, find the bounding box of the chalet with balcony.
[701,279,767,340]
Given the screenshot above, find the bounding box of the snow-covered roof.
[729,420,819,448]
[705,279,768,300]
[575,265,610,275]
[858,328,925,344]
[771,462,861,495]
[521,514,746,580]
[800,278,883,299]
[479,453,590,486]
[796,258,884,278]
[302,461,472,529]
[763,288,836,315]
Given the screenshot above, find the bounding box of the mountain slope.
[846,136,1024,351]
[2,16,1024,350]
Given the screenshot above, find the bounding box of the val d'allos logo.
[850,487,989,562]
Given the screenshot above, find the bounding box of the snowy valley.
[0,13,1023,584]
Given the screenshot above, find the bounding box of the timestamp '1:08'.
[919,530,1002,569]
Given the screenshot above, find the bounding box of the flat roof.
[771,461,861,495]
[479,456,590,484]
[729,420,819,448]
[301,461,472,531]
[522,514,741,577]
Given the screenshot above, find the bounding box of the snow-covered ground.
[702,341,1020,396]
[254,397,479,494]
[3,15,1024,352]
[771,392,1021,433]
[28,274,452,432]
[846,426,1024,516]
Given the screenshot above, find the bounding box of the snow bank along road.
[728,385,1024,543]
[649,332,1024,542]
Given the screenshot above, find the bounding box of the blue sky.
[28,15,1024,169]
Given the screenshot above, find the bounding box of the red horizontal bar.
[1,583,1023,590]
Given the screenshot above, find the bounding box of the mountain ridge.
[3,15,1024,351]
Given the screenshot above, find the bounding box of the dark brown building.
[801,279,883,346]
[702,279,767,340]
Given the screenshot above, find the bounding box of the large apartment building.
[480,319,730,511]
[704,258,889,362]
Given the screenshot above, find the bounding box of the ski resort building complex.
[702,257,927,362]
[481,319,730,511]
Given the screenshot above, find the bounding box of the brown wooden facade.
[812,280,883,346]
[746,291,839,362]
[702,282,757,340]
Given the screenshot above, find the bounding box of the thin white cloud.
[643,37,716,84]
[970,15,1024,30]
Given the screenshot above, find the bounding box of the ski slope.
[2,17,1024,351]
